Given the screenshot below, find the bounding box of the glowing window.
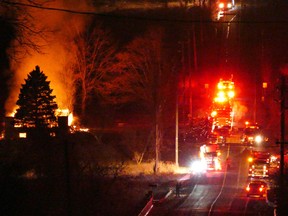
[19,133,27,138]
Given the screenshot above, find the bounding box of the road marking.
[208,144,230,216]
[226,14,237,39]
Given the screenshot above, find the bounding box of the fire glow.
[5,0,91,121]
[9,108,74,127]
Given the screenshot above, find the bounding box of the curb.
[153,189,173,203]
[138,196,154,216]
[138,189,173,216]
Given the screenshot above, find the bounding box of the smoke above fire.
[5,0,92,116]
[233,101,248,123]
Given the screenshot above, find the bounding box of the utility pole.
[175,60,179,167]
[175,94,179,167]
[276,75,288,216]
[280,75,285,179]
[188,31,192,119]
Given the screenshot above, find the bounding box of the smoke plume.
[5,0,92,116]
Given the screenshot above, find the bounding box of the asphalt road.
[149,144,275,216]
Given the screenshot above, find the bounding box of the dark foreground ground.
[0,172,183,216]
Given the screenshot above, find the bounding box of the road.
[149,144,275,216]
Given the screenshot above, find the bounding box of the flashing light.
[246,186,250,191]
[218,80,234,89]
[248,157,253,163]
[227,3,232,8]
[211,110,217,117]
[218,81,224,89]
[214,94,227,103]
[227,91,235,98]
[270,155,277,162]
[214,82,235,103]
[259,187,263,192]
[218,3,225,9]
[219,91,225,97]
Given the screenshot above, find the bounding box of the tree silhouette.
[115,27,177,172]
[0,1,48,59]
[71,24,117,117]
[14,65,58,128]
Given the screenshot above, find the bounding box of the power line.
[2,1,288,24]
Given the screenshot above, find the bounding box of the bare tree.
[115,27,176,173]
[71,24,117,117]
[0,0,51,60]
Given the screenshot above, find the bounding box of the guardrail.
[138,196,153,216]
[138,188,173,216]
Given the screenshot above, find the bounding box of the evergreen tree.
[15,65,58,128]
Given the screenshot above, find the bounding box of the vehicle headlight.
[190,160,207,173]
[255,135,263,144]
[219,3,224,8]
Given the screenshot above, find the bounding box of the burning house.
[3,115,69,140]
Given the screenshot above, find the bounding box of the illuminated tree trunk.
[154,104,163,174]
[79,80,88,117]
[72,25,117,119]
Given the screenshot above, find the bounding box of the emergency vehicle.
[217,0,235,11]
[210,78,235,143]
[199,144,222,171]
[248,151,270,178]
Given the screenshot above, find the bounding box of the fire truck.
[199,144,222,171]
[217,0,235,11]
[210,79,235,143]
[248,151,270,178]
[241,123,268,145]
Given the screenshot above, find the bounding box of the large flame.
[56,109,73,126]
[5,0,92,119]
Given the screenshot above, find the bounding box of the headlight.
[255,135,263,144]
[190,160,207,173]
[219,3,224,8]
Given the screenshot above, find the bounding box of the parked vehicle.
[246,180,268,197]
